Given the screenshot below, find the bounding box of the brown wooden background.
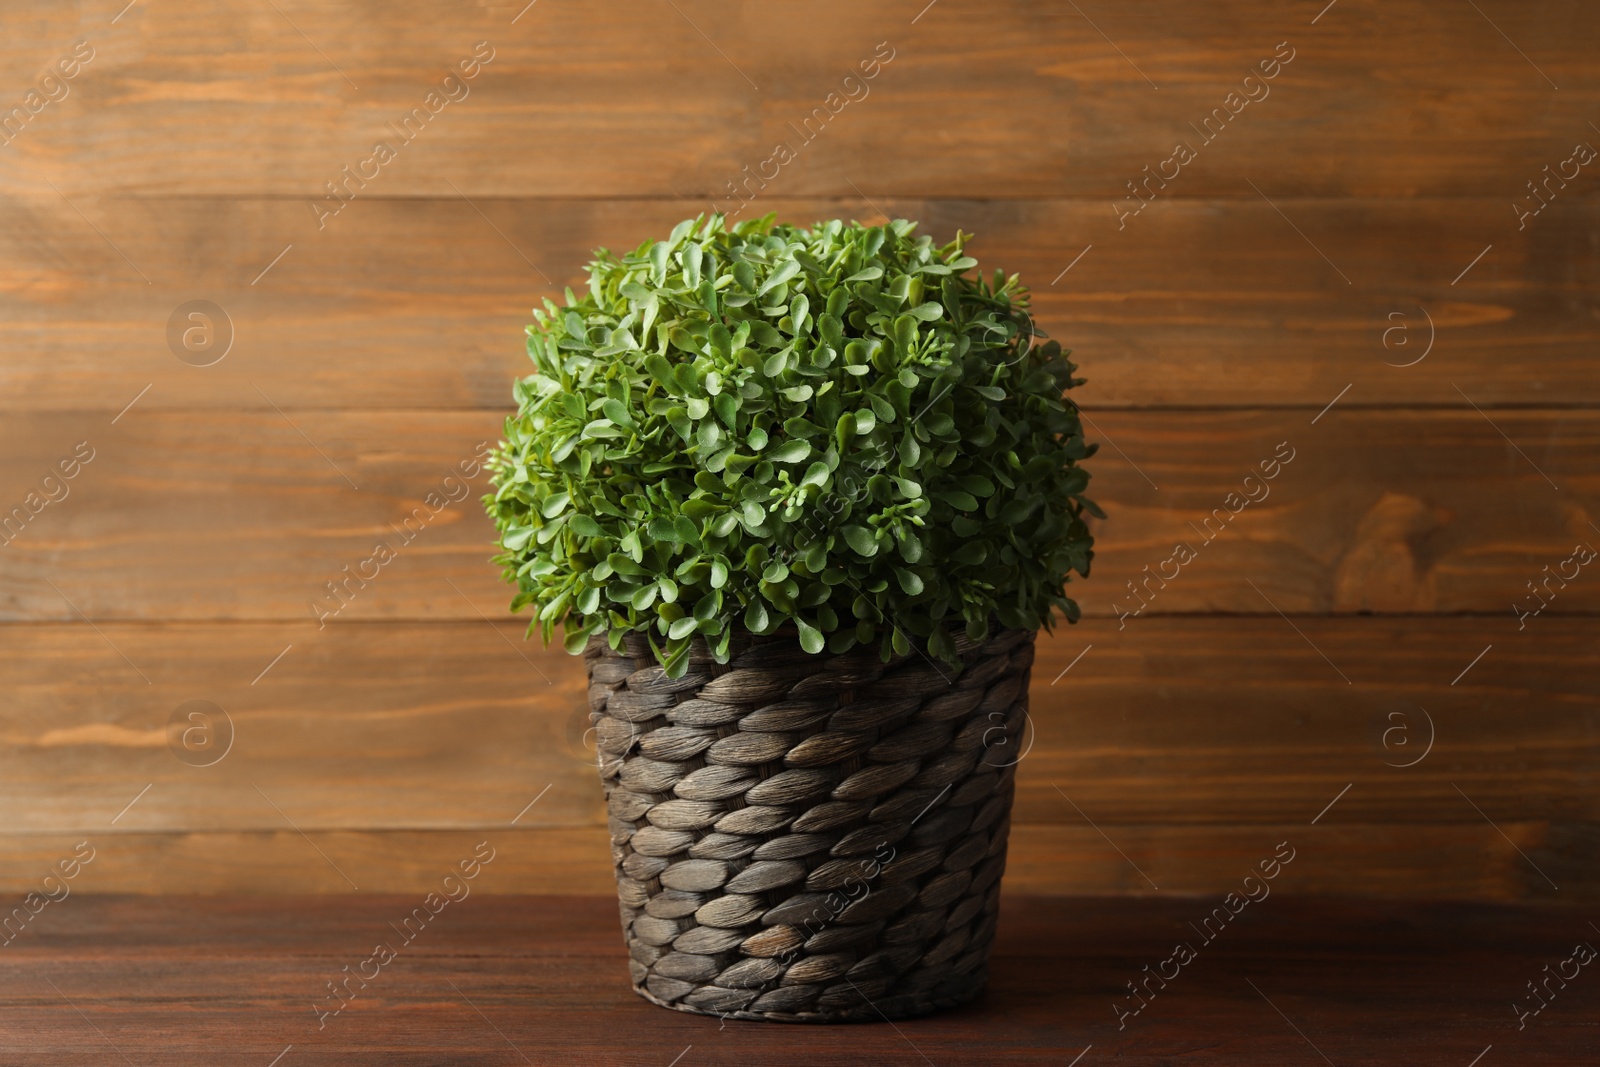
[2,0,1595,902]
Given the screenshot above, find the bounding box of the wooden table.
[2,894,1591,1065]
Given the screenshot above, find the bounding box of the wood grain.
[1,619,1592,900]
[1,409,1594,620]
[2,2,1596,198]
[0,895,1594,1065]
[1,197,1596,411]
[0,821,1584,901]
[2,0,1596,904]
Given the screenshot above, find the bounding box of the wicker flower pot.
[585,625,1033,1023]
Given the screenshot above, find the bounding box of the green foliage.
[484,214,1098,676]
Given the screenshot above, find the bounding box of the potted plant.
[484,214,1096,1021]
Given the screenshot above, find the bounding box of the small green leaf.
[673,363,701,396]
[952,541,987,566]
[934,490,979,511]
[607,553,648,576]
[647,517,683,543]
[820,313,844,349]
[758,260,801,295]
[893,315,917,354]
[563,623,596,654]
[795,617,825,654]
[601,399,633,426]
[895,530,924,564]
[842,525,877,557]
[834,412,856,451]
[768,440,811,464]
[667,406,692,443]
[789,293,809,334]
[661,634,693,677]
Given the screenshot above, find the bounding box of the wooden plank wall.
[1,1,1595,900]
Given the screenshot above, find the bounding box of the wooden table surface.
[2,893,1593,1066]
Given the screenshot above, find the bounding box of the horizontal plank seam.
[6,403,1598,416]
[17,194,1600,205]
[0,819,1569,837]
[1,611,1595,627]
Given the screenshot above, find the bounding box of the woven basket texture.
[585,625,1033,1022]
